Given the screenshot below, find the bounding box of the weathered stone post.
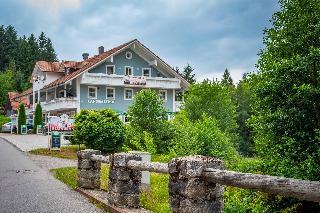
[77,149,101,189]
[168,156,224,213]
[108,153,142,208]
[129,151,151,191]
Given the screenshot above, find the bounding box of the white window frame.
[106,87,115,100]
[124,88,133,100]
[106,65,115,75]
[125,66,133,76]
[142,68,151,77]
[125,51,132,59]
[88,86,97,99]
[159,90,167,102]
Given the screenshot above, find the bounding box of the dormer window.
[125,66,133,76]
[142,68,151,77]
[106,65,115,75]
[125,51,132,59]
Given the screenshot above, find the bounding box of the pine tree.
[33,103,43,134]
[18,104,26,134]
[221,68,234,88]
[181,64,196,84]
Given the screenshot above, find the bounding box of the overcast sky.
[0,0,278,82]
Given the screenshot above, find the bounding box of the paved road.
[0,133,70,152]
[0,138,102,213]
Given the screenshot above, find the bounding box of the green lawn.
[29,145,85,159]
[51,164,169,213]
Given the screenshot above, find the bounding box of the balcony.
[81,73,181,89]
[41,98,79,113]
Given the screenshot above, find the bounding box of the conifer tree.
[18,104,26,134]
[33,103,43,134]
[181,64,196,84]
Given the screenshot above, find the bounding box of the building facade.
[10,39,189,120]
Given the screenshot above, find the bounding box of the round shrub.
[72,109,125,153]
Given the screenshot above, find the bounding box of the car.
[1,122,12,133]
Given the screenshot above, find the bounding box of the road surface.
[0,138,102,213]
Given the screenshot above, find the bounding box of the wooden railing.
[77,150,320,212]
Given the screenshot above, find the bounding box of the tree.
[72,109,125,153]
[17,104,26,134]
[126,89,173,153]
[181,64,196,84]
[251,0,320,211]
[183,80,238,136]
[0,62,14,106]
[236,73,254,156]
[33,103,43,134]
[221,68,234,88]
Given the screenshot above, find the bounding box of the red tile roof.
[43,39,137,89]
[36,61,62,72]
[8,88,32,111]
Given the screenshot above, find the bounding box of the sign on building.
[123,76,147,85]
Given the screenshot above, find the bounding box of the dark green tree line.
[0,25,57,107]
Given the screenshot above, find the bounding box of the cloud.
[25,0,82,15]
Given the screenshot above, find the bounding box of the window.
[106,87,115,100]
[159,90,167,101]
[125,66,133,76]
[125,51,132,59]
[142,68,151,77]
[106,65,115,75]
[88,86,97,99]
[124,88,133,100]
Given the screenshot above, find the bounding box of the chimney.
[82,53,89,60]
[98,46,104,55]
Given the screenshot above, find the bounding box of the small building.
[8,39,189,120]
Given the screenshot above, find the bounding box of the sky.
[0,0,278,82]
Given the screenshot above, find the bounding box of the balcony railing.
[81,73,181,89]
[41,98,78,112]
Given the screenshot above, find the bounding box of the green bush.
[33,103,43,134]
[0,115,10,127]
[126,89,175,153]
[170,111,239,168]
[17,104,26,134]
[72,109,125,154]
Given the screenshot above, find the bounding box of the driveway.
[0,138,102,213]
[0,133,70,151]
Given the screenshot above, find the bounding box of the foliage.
[17,104,26,134]
[0,63,14,107]
[170,112,239,168]
[33,103,43,134]
[181,64,196,84]
[183,80,239,145]
[0,25,57,97]
[0,115,10,127]
[221,68,235,89]
[236,74,254,156]
[251,0,320,210]
[72,109,125,154]
[126,89,174,153]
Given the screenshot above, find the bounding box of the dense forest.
[0,25,57,106]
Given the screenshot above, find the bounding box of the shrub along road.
[0,138,102,213]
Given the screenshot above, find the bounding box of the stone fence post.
[77,149,102,189]
[168,156,224,213]
[108,153,142,208]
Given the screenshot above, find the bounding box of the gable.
[88,48,174,78]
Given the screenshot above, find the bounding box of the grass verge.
[51,164,169,213]
[29,145,85,159]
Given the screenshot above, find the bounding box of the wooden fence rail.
[78,150,320,212]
